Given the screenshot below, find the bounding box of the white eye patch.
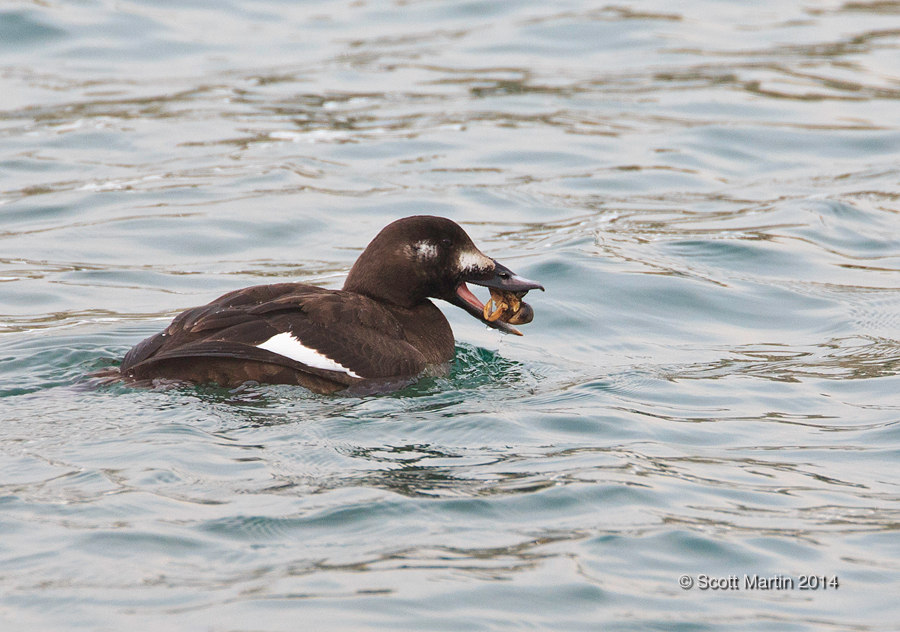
[405,240,438,261]
[256,332,361,378]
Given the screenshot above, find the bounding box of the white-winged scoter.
[120,216,543,394]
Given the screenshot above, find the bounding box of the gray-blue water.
[3,1,900,630]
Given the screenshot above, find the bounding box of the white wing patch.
[256,332,362,378]
[457,249,494,273]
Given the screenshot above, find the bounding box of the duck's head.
[343,215,543,335]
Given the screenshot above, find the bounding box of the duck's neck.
[385,301,455,365]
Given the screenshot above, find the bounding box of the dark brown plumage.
[120,216,542,394]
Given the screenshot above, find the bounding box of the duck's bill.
[452,260,543,336]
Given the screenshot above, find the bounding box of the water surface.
[2,1,900,630]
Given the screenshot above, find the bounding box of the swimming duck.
[120,216,542,394]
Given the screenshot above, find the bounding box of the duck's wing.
[121,284,429,387]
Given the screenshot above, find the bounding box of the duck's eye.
[441,238,452,248]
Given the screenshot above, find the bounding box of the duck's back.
[121,283,452,393]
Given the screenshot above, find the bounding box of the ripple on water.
[3,0,900,630]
